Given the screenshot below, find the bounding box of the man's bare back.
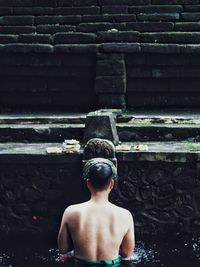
[58,199,134,261]
[58,159,135,262]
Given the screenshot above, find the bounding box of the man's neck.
[90,191,109,204]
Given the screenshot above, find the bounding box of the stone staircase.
[1,111,200,143]
[1,1,200,110]
[1,0,200,237]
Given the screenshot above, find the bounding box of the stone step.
[117,111,200,142]
[0,140,199,160]
[0,111,200,142]
[0,112,87,124]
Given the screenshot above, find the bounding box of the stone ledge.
[99,0,150,5]
[59,0,98,6]
[54,32,96,44]
[129,5,183,13]
[141,32,200,44]
[152,0,199,4]
[54,44,98,53]
[0,142,82,163]
[4,43,54,53]
[100,42,141,52]
[0,43,200,54]
[0,141,199,163]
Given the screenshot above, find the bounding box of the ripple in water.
[1,236,200,267]
[48,241,157,265]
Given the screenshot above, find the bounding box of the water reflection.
[0,236,200,267]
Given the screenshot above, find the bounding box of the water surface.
[0,234,200,267]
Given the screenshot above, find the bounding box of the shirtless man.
[58,158,135,264]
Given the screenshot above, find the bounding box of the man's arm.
[120,212,135,258]
[57,209,73,254]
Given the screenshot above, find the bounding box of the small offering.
[116,144,132,151]
[46,147,63,154]
[62,139,80,153]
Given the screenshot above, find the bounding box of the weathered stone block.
[152,0,199,4]
[4,44,53,53]
[181,45,200,53]
[97,31,139,43]
[55,7,100,15]
[59,0,98,6]
[54,44,98,53]
[100,43,140,53]
[62,54,95,67]
[0,0,32,6]
[141,32,200,44]
[23,188,42,203]
[141,43,180,53]
[175,22,200,31]
[82,14,136,22]
[145,54,189,66]
[137,13,179,21]
[184,5,200,12]
[0,16,34,26]
[35,15,82,25]
[14,7,54,15]
[98,93,126,109]
[152,68,180,78]
[127,67,151,78]
[29,54,62,66]
[0,65,94,77]
[126,22,174,32]
[97,52,124,60]
[83,111,119,145]
[189,54,200,65]
[126,54,146,65]
[182,13,200,21]
[77,22,126,32]
[32,0,57,7]
[37,25,76,34]
[179,67,200,77]
[0,26,36,34]
[95,76,126,93]
[102,6,128,14]
[0,34,18,44]
[127,78,168,92]
[54,33,96,44]
[33,202,48,215]
[99,0,150,5]
[129,5,183,13]
[168,79,200,92]
[18,34,52,44]
[14,203,31,216]
[96,60,125,76]
[0,7,13,15]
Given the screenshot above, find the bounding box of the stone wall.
[1,0,200,110]
[1,149,200,239]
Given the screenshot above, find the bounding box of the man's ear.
[109,179,115,190]
[87,179,92,191]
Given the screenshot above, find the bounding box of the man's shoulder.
[64,202,88,214]
[111,204,133,218]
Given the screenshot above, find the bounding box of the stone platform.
[0,111,200,238]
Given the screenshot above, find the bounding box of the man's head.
[83,158,117,192]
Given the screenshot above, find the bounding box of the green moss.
[176,142,200,151]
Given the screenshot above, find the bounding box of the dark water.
[0,234,200,267]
